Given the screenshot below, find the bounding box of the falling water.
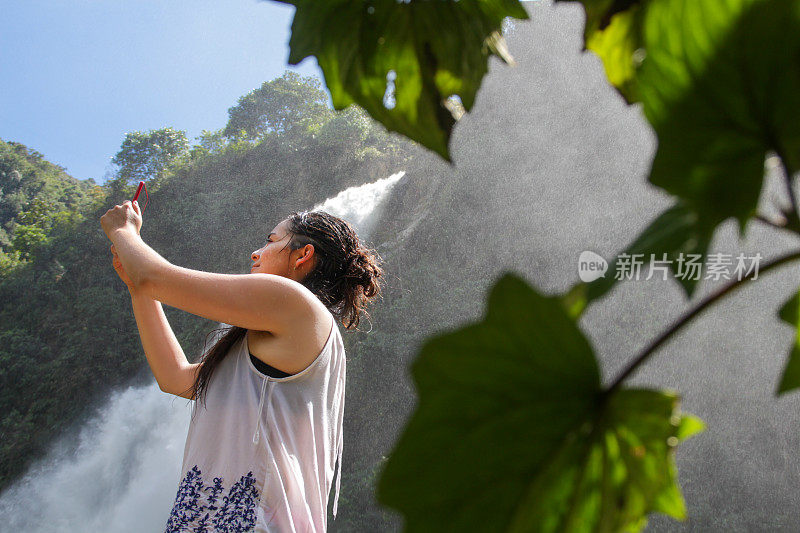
[310,171,405,237]
[0,171,405,532]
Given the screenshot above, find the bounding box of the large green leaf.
[777,290,800,395]
[377,272,703,531]
[274,0,529,161]
[559,0,645,101]
[639,0,793,235]
[561,201,716,318]
[563,0,800,236]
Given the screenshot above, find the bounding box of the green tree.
[315,105,374,148]
[9,197,84,261]
[111,127,189,185]
[223,71,333,141]
[11,198,56,260]
[197,129,228,153]
[0,138,91,241]
[0,248,22,277]
[10,224,48,260]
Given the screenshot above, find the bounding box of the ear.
[294,244,316,267]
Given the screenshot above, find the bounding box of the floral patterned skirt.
[164,464,261,533]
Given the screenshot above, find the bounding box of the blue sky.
[1,0,326,183]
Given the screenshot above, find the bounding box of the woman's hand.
[100,200,142,242]
[111,244,136,292]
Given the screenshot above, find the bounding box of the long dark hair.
[180,210,384,407]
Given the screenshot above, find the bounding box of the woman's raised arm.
[103,201,316,337]
[112,241,196,397]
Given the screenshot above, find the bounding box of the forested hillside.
[0,140,101,274]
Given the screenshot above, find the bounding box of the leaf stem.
[769,146,800,234]
[604,247,800,396]
[754,213,787,230]
[780,156,800,231]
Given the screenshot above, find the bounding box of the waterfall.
[0,171,405,532]
[310,171,405,237]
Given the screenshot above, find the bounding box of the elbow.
[158,379,182,397]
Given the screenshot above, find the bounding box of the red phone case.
[131,181,149,213]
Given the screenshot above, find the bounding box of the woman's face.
[250,219,316,281]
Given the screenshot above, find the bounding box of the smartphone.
[131,180,148,213]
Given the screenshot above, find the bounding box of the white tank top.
[164,314,346,532]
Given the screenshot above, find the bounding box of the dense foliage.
[0,140,99,274]
[276,0,529,161]
[110,128,190,186]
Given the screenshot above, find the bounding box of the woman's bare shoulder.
[248,298,333,374]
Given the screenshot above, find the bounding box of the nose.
[252,249,261,262]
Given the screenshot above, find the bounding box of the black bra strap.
[249,351,293,378]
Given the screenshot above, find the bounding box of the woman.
[101,200,383,532]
